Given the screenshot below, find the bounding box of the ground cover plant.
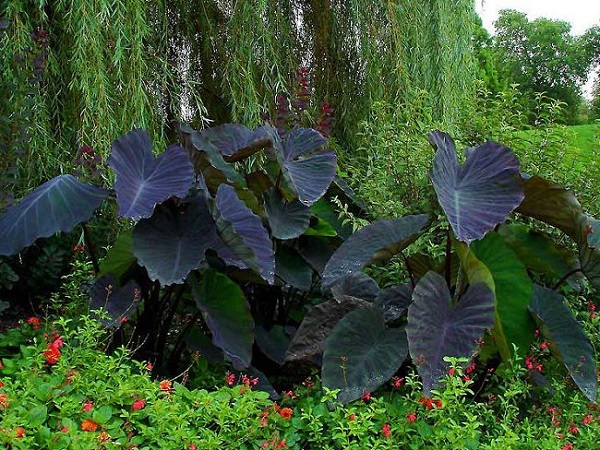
[1,315,600,449]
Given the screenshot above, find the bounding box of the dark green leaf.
[98,230,136,283]
[275,245,313,291]
[0,175,108,256]
[407,271,495,396]
[498,224,581,288]
[529,285,597,402]
[322,306,408,403]
[264,188,310,239]
[285,297,369,363]
[322,215,430,291]
[193,269,254,370]
[471,233,535,356]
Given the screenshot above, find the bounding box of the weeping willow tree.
[1,0,476,197]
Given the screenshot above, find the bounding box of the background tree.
[493,9,600,124]
[1,0,477,199]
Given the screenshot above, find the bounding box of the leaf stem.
[81,223,100,274]
[552,268,583,291]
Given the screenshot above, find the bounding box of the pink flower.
[406,412,417,423]
[132,399,146,410]
[83,401,93,412]
[362,392,371,402]
[382,423,391,438]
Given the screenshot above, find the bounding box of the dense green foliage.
[0,0,477,201]
[490,10,600,124]
[1,315,600,449]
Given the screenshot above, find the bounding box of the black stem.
[156,284,186,367]
[552,268,584,291]
[81,223,100,274]
[166,313,202,371]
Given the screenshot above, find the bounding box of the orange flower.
[15,427,25,438]
[81,419,98,432]
[278,407,293,420]
[159,380,172,393]
[98,431,110,442]
[0,393,9,409]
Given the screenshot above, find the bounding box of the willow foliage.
[1,0,476,196]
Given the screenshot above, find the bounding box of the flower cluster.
[418,396,443,410]
[26,316,40,330]
[42,333,63,365]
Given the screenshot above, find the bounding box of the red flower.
[15,427,25,438]
[419,396,442,410]
[392,376,405,388]
[406,412,417,422]
[348,413,356,421]
[43,347,61,365]
[60,427,69,433]
[132,399,146,410]
[81,419,98,432]
[583,415,594,425]
[540,342,548,351]
[226,373,236,386]
[382,423,391,438]
[362,392,371,402]
[26,317,40,330]
[279,407,293,420]
[189,445,197,450]
[83,401,93,412]
[146,362,154,371]
[562,444,574,450]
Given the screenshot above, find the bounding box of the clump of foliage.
[1,122,598,408]
[0,122,347,389]
[287,131,599,404]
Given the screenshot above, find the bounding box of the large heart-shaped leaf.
[529,285,597,402]
[271,127,337,206]
[193,269,254,370]
[0,174,108,256]
[285,297,370,363]
[322,215,430,291]
[498,224,581,288]
[190,131,247,188]
[471,233,535,357]
[516,176,582,240]
[108,129,195,220]
[322,306,408,403]
[132,196,215,285]
[330,273,380,302]
[456,241,509,360]
[194,123,271,160]
[407,271,495,395]
[578,215,600,291]
[264,188,311,239]
[89,275,140,329]
[429,131,524,244]
[213,184,275,284]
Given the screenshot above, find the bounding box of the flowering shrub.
[0,316,599,449]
